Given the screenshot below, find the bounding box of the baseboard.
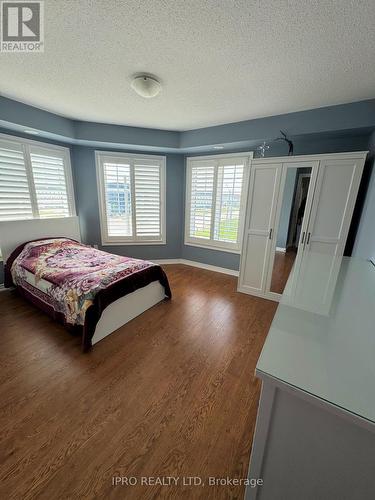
[181,259,239,277]
[153,259,181,265]
[154,258,239,277]
[276,247,286,253]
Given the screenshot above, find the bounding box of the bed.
[0,217,171,351]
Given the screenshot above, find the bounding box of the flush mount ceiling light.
[131,75,161,98]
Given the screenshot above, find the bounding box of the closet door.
[238,163,282,295]
[304,157,365,256]
[265,161,319,298]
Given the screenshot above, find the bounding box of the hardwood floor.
[0,265,277,499]
[270,250,296,294]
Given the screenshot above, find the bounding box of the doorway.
[270,168,312,294]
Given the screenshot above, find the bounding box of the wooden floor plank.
[0,264,277,499]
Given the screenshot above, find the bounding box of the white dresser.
[246,252,375,500]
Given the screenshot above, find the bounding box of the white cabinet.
[239,164,282,295]
[238,152,367,301]
[245,257,375,500]
[304,157,364,256]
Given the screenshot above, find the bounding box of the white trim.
[181,258,239,276]
[95,150,166,246]
[275,246,286,253]
[153,258,239,277]
[101,241,167,246]
[184,151,253,253]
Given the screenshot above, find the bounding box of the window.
[0,134,75,222]
[96,151,166,245]
[185,153,252,253]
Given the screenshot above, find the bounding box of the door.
[265,161,319,298]
[303,158,364,256]
[238,163,282,295]
[287,174,311,248]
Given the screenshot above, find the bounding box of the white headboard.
[0,216,81,262]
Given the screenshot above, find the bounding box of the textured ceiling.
[1,0,375,131]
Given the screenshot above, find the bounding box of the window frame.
[0,132,76,221]
[95,150,166,245]
[184,152,253,254]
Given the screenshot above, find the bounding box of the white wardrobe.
[238,152,367,301]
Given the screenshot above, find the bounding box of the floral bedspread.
[10,238,164,327]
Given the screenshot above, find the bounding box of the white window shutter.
[97,152,166,244]
[134,160,161,239]
[214,162,244,244]
[186,154,250,252]
[29,147,71,218]
[103,162,133,238]
[0,139,33,221]
[189,161,215,240]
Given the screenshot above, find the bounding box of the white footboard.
[92,281,166,345]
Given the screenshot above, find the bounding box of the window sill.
[101,240,166,246]
[184,240,241,255]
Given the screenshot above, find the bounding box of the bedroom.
[0,1,375,499]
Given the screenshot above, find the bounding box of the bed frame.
[0,216,166,347]
[0,216,82,262]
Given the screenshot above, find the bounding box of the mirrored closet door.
[237,152,366,302]
[266,162,318,297]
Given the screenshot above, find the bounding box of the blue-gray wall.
[1,98,375,282]
[72,146,184,260]
[1,95,375,153]
[0,128,372,281]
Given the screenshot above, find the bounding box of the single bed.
[0,217,171,351]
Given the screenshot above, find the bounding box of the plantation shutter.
[186,155,249,251]
[29,147,71,218]
[0,139,33,221]
[97,153,166,243]
[214,161,244,244]
[189,161,215,240]
[103,161,133,238]
[134,159,162,239]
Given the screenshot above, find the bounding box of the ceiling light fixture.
[24,129,40,135]
[131,75,161,98]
